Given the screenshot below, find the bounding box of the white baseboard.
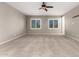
[0,32,27,45]
[0,32,64,45]
[66,33,79,42]
[26,33,65,35]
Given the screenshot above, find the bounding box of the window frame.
[30,18,42,30]
[48,18,59,30]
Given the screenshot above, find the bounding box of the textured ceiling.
[7,2,79,16]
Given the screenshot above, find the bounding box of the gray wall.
[65,5,79,39]
[0,3,26,43]
[26,16,64,35]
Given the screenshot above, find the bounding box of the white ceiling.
[7,2,79,16]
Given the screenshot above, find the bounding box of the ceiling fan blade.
[72,15,79,18]
[45,8,48,12]
[46,6,53,8]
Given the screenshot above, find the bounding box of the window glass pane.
[54,20,58,28]
[32,20,36,28]
[49,20,53,28]
[32,20,40,28]
[37,20,40,28]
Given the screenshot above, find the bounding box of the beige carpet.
[0,35,79,57]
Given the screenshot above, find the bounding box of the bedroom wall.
[26,16,65,35]
[65,5,79,40]
[0,3,26,44]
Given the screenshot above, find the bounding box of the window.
[48,19,58,29]
[54,20,58,28]
[31,18,41,29]
[49,20,53,28]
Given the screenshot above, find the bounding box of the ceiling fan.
[39,2,54,12]
[72,15,79,18]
